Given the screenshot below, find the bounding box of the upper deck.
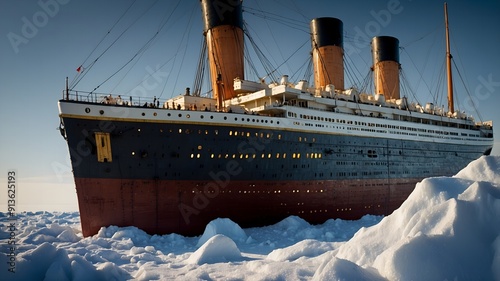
[59,82,493,149]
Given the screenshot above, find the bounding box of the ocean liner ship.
[58,1,493,237]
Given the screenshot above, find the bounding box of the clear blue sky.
[1,0,499,211]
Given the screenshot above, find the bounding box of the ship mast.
[444,2,454,114]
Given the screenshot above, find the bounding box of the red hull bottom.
[75,177,418,237]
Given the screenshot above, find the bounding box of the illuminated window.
[229,131,233,136]
[178,129,182,134]
[197,145,203,150]
[283,153,286,159]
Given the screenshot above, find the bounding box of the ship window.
[95,132,112,163]
[198,145,203,150]
[283,153,286,159]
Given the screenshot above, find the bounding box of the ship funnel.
[371,36,400,100]
[200,0,244,109]
[310,17,344,91]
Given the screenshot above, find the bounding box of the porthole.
[85,108,90,113]
[224,117,227,120]
[167,113,171,117]
[178,114,182,117]
[141,112,145,116]
[99,110,104,115]
[201,115,204,119]
[153,112,157,116]
[186,114,190,118]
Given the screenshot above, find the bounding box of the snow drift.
[0,156,498,280]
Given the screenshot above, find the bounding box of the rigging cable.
[71,0,161,89]
[69,0,138,88]
[158,0,196,99]
[90,0,182,94]
[452,59,483,121]
[193,38,208,97]
[95,0,184,96]
[243,22,280,82]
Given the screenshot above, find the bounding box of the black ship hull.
[60,103,491,236]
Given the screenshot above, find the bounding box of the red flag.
[76,65,82,72]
